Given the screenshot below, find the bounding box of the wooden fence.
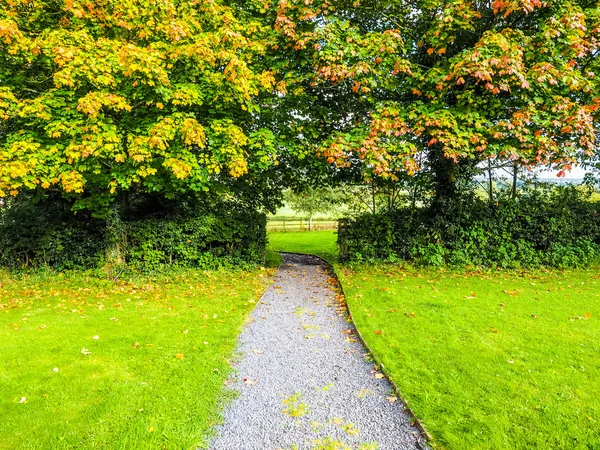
[267,218,337,232]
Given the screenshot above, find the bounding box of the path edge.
[279,252,434,449]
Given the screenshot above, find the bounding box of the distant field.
[267,231,338,262]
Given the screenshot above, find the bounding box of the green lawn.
[267,230,338,263]
[340,266,600,449]
[0,268,271,449]
[269,231,600,449]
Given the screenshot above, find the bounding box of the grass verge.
[0,268,271,449]
[339,265,600,449]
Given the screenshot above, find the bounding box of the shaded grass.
[267,230,338,263]
[339,265,600,449]
[0,268,271,449]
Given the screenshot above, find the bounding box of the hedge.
[0,202,266,271]
[338,185,600,268]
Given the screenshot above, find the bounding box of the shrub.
[0,199,266,271]
[338,184,600,268]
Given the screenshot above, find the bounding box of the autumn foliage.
[0,0,279,212]
[274,0,599,182]
[1,0,599,217]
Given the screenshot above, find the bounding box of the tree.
[0,0,282,215]
[274,0,600,206]
[285,186,342,230]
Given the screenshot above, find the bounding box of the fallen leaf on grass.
[81,348,92,355]
[92,335,99,340]
[175,353,184,360]
[148,426,154,433]
[489,327,499,333]
[133,342,140,348]
[585,312,592,318]
[374,330,383,335]
[503,289,519,297]
[18,397,27,404]
[405,312,415,318]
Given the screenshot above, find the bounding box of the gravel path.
[209,253,425,450]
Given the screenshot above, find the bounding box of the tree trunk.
[428,145,460,212]
[512,162,518,200]
[105,203,126,265]
[488,160,494,204]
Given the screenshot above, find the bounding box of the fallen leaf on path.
[251,349,264,354]
[386,396,398,403]
[374,373,385,379]
[243,378,257,385]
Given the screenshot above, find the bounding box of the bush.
[0,198,266,271]
[124,212,266,270]
[0,200,106,270]
[338,184,600,268]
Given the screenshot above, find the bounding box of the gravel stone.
[209,253,426,450]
